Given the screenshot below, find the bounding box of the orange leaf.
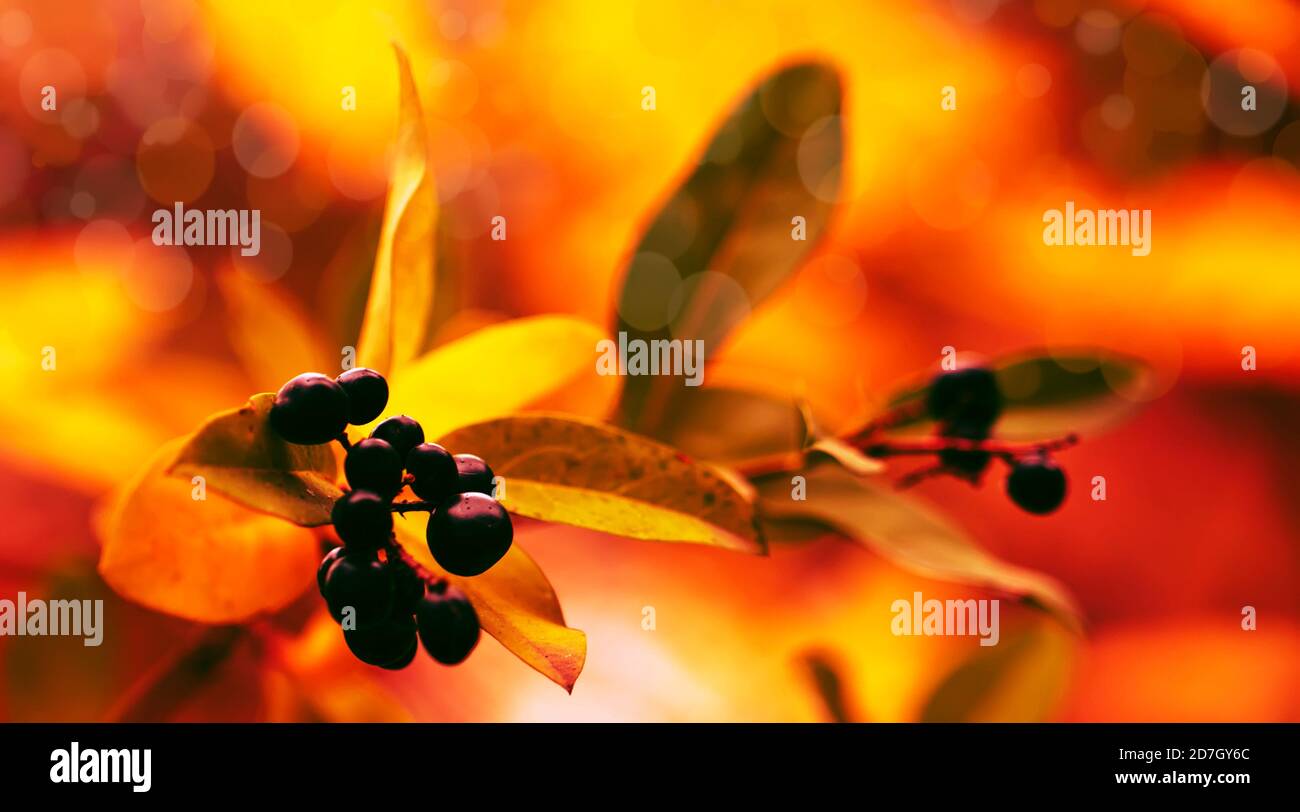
[97,439,320,623]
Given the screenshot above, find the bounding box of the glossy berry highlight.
[269,373,350,445]
[426,492,513,577]
[344,438,404,499]
[370,415,425,462]
[416,584,481,665]
[407,442,458,501]
[330,490,393,551]
[321,551,395,628]
[336,367,389,425]
[453,453,495,496]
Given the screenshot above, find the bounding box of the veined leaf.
[356,44,438,375]
[168,394,342,527]
[377,315,621,441]
[919,618,1075,722]
[392,516,586,692]
[217,271,331,391]
[438,415,763,553]
[755,464,1080,629]
[614,62,842,433]
[98,439,320,623]
[881,350,1151,440]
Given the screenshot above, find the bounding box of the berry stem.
[391,500,438,514]
[382,538,447,591]
[862,433,1080,461]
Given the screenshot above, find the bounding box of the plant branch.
[391,500,437,514]
[862,433,1079,461]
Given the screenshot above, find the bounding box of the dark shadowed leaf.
[438,415,763,553]
[754,464,1080,629]
[167,394,342,527]
[881,350,1151,440]
[614,62,842,433]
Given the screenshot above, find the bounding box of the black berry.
[269,373,349,445]
[453,453,495,496]
[416,584,480,665]
[380,633,420,670]
[407,443,458,501]
[330,490,393,551]
[426,493,513,577]
[344,438,404,498]
[321,551,395,628]
[317,546,345,593]
[926,367,1002,431]
[336,367,389,425]
[387,557,426,614]
[371,416,424,462]
[1006,455,1067,515]
[343,614,418,668]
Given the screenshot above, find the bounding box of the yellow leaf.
[217,271,331,391]
[392,516,586,692]
[757,464,1081,629]
[919,617,1075,721]
[356,44,438,375]
[438,415,763,553]
[377,315,621,440]
[97,439,320,623]
[168,394,343,527]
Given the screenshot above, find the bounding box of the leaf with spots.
[438,415,763,553]
[167,394,343,527]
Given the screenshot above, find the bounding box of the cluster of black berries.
[268,369,514,668]
[925,367,1067,515]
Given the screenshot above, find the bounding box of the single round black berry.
[387,557,426,614]
[426,493,513,577]
[370,416,424,462]
[453,453,495,496]
[343,615,417,667]
[317,546,345,593]
[416,584,480,665]
[1006,455,1067,515]
[407,443,459,501]
[926,367,1002,431]
[380,632,420,670]
[322,551,395,628]
[330,490,393,551]
[939,420,992,479]
[269,373,350,445]
[344,438,404,498]
[336,367,389,425]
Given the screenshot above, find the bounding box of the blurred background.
[1,0,1298,721]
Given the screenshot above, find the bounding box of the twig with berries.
[269,368,511,669]
[832,367,1076,515]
